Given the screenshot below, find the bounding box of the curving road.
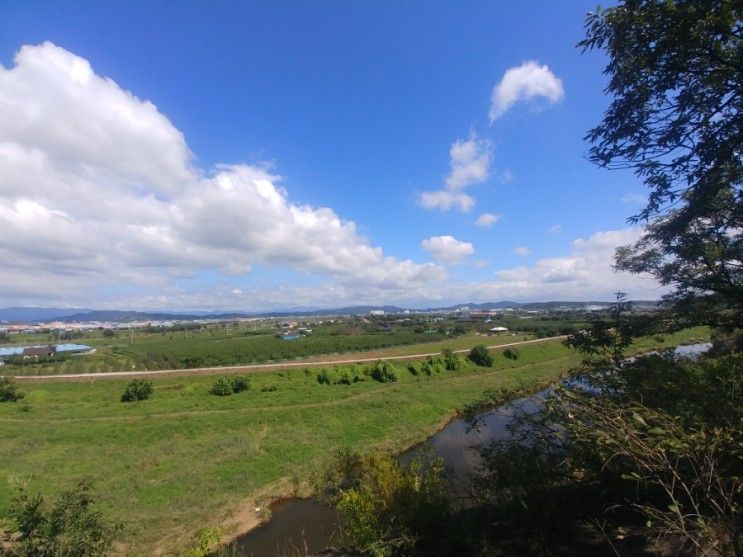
[12,335,567,382]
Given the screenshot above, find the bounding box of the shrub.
[0,376,24,402]
[120,379,153,402]
[317,369,333,385]
[407,363,419,376]
[369,361,398,383]
[6,480,119,556]
[469,345,494,367]
[230,375,250,393]
[209,378,233,396]
[502,348,520,360]
[441,348,462,371]
[260,384,278,392]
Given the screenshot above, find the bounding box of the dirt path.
[12,335,566,382]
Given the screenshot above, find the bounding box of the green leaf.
[631,412,648,427]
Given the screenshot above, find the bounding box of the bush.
[209,378,233,396]
[317,367,365,386]
[336,454,450,555]
[230,375,250,393]
[0,376,24,402]
[369,361,398,383]
[407,363,419,376]
[6,480,119,556]
[502,348,520,360]
[317,369,333,385]
[469,345,494,367]
[120,379,152,402]
[441,348,462,371]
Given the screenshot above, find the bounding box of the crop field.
[3,322,458,376]
[0,328,708,555]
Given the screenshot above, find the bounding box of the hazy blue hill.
[0,307,92,322]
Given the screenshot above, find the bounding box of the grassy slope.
[0,328,708,554]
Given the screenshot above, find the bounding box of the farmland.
[0,327,708,555]
[1,313,588,376]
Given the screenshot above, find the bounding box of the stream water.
[224,343,711,556]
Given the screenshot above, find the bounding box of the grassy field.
[0,328,708,555]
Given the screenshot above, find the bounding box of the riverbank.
[217,329,711,555]
[0,328,708,555]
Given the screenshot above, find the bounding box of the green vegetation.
[209,375,250,396]
[2,321,458,376]
[120,379,153,403]
[0,330,705,554]
[3,480,119,556]
[0,376,24,402]
[330,5,743,554]
[468,345,493,367]
[335,453,450,556]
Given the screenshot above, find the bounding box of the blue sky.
[0,1,664,311]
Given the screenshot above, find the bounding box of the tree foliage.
[2,480,119,556]
[581,0,743,324]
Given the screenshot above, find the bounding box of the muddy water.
[225,343,711,556]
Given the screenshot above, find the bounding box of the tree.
[580,0,743,325]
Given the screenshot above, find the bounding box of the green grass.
[0,328,708,555]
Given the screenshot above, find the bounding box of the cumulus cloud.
[513,246,530,257]
[489,61,564,121]
[486,228,664,299]
[418,133,492,213]
[475,213,501,228]
[0,42,447,308]
[421,235,475,263]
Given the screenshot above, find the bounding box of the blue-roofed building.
[54,343,92,353]
[0,343,92,362]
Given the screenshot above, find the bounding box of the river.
[222,343,711,556]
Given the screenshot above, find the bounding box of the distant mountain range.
[0,300,661,323]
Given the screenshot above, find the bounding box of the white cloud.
[489,61,564,121]
[444,134,493,190]
[0,42,447,308]
[418,133,492,213]
[421,235,474,263]
[419,190,474,213]
[475,213,501,228]
[547,224,563,235]
[486,228,664,299]
[513,246,530,257]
